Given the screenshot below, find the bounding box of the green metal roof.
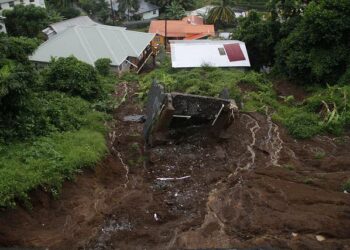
[30,24,155,66]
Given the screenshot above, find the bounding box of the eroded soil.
[0,83,349,250]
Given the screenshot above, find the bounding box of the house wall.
[142,9,158,20]
[151,35,165,47]
[0,0,45,14]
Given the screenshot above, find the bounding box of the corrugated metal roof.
[30,25,155,66]
[49,16,100,34]
[170,40,250,68]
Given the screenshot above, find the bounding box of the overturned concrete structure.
[144,81,238,146]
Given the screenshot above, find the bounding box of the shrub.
[343,179,350,192]
[95,58,112,76]
[43,56,102,100]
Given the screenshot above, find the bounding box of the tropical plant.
[207,0,235,26]
[165,1,186,20]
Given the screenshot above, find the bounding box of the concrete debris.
[316,235,326,242]
[123,115,146,123]
[144,81,239,146]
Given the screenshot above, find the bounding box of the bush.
[95,58,112,76]
[43,56,102,100]
[59,7,80,19]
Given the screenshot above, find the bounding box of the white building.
[0,0,45,14]
[170,40,250,69]
[0,16,6,33]
[30,24,155,73]
[112,0,159,20]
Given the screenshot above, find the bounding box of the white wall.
[142,9,158,20]
[0,0,45,14]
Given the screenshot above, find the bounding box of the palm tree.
[118,0,139,20]
[207,0,235,26]
[165,1,186,20]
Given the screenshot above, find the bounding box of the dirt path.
[0,84,349,250]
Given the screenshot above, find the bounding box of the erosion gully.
[0,83,349,250]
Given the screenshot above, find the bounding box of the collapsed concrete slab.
[144,81,238,146]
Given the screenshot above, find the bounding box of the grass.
[0,111,108,208]
[122,56,350,140]
[343,179,350,192]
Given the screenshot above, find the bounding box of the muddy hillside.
[0,84,349,250]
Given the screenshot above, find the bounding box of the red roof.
[223,43,245,62]
[149,18,215,39]
[181,15,204,25]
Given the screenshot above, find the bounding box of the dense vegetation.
[234,0,350,85]
[122,57,350,140]
[0,35,116,208]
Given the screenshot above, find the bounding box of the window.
[153,10,157,14]
[29,0,34,2]
[9,1,15,7]
[0,4,2,10]
[218,48,226,56]
[20,0,24,4]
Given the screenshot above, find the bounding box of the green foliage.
[0,128,107,208]
[0,41,115,208]
[117,0,140,20]
[343,179,350,192]
[148,0,195,10]
[95,58,112,76]
[233,10,280,70]
[275,0,350,84]
[165,1,186,20]
[79,0,110,23]
[207,0,236,27]
[43,56,102,100]
[59,7,81,18]
[0,36,40,64]
[3,5,49,38]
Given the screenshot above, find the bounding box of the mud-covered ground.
[0,83,349,250]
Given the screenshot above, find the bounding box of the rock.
[292,232,298,237]
[316,235,326,242]
[215,146,226,160]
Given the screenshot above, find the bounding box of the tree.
[207,0,235,27]
[274,0,350,84]
[147,0,195,10]
[3,5,49,38]
[79,0,109,23]
[233,11,280,70]
[43,56,102,100]
[118,0,140,20]
[165,1,186,20]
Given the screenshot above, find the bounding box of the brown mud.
[0,83,349,250]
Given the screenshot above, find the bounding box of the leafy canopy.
[3,5,49,38]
